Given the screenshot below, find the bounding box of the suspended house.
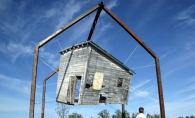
[56,41,134,105]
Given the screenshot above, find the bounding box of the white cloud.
[177,84,195,94]
[133,79,151,89]
[0,95,29,112]
[39,48,59,68]
[178,94,195,102]
[55,0,88,29]
[107,0,118,9]
[45,8,57,18]
[0,41,33,62]
[129,79,158,102]
[0,0,12,11]
[130,87,158,102]
[137,0,164,27]
[175,5,195,27]
[175,5,195,20]
[165,98,195,118]
[92,22,112,42]
[0,74,31,95]
[160,47,177,60]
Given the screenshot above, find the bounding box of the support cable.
[130,86,158,102]
[124,44,139,64]
[131,64,155,69]
[39,58,58,73]
[56,38,63,50]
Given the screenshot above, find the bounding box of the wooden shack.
[56,41,134,105]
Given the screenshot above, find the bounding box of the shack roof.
[59,41,135,74]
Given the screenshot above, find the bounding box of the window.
[75,76,81,99]
[117,78,123,87]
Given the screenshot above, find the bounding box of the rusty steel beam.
[155,57,165,118]
[103,6,156,58]
[103,6,165,118]
[38,4,100,48]
[29,45,39,118]
[87,2,104,41]
[29,4,102,118]
[41,68,59,118]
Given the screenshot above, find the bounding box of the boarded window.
[92,72,104,90]
[117,78,123,87]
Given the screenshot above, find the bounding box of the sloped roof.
[59,41,135,74]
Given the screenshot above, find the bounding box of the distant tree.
[55,103,69,118]
[112,109,130,118]
[153,114,160,118]
[147,113,153,118]
[98,109,110,118]
[68,112,83,118]
[186,116,190,118]
[132,112,137,118]
[190,115,195,118]
[178,117,184,118]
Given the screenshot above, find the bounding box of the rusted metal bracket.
[41,68,59,118]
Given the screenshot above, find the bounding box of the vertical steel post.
[41,68,59,118]
[155,57,165,118]
[29,45,39,118]
[41,80,46,118]
[122,104,125,118]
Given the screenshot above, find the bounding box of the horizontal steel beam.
[38,4,100,48]
[41,68,59,118]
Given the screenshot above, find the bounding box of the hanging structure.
[29,2,165,118]
[56,41,134,105]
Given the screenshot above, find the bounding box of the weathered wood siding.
[82,48,132,105]
[56,42,132,105]
[56,47,89,103]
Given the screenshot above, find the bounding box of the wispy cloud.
[92,22,112,43]
[0,95,29,112]
[106,0,118,9]
[0,74,31,95]
[133,79,151,89]
[0,41,33,62]
[162,39,195,78]
[52,0,90,29]
[0,0,12,11]
[39,48,59,68]
[177,84,195,94]
[129,79,158,102]
[165,98,195,118]
[178,94,195,102]
[160,47,177,60]
[137,0,164,27]
[174,5,195,27]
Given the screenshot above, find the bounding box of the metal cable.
[124,44,139,64]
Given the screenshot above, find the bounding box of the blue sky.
[0,0,195,118]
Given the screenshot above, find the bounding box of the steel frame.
[29,2,165,118]
[41,68,59,118]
